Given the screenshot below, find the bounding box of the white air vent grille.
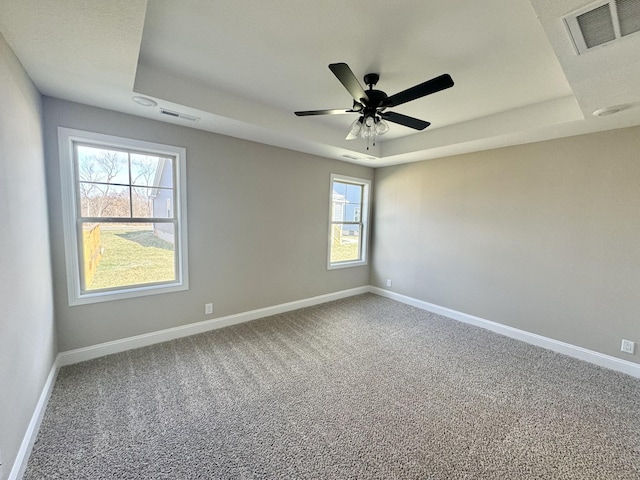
[160,108,200,122]
[618,0,640,35]
[340,154,376,161]
[577,4,615,47]
[565,0,640,54]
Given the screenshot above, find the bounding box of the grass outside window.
[86,225,175,291]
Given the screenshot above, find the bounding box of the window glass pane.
[333,183,362,222]
[332,182,347,222]
[333,181,347,198]
[332,200,344,222]
[343,201,361,222]
[81,222,176,291]
[147,187,174,219]
[330,223,361,263]
[345,183,363,207]
[79,183,131,217]
[131,154,172,188]
[131,187,157,218]
[77,145,129,185]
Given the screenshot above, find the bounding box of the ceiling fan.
[295,63,454,149]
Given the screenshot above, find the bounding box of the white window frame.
[327,174,371,270]
[58,127,189,305]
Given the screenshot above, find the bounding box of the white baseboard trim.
[9,357,59,480]
[58,286,369,367]
[369,287,640,379]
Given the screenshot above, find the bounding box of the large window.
[328,174,370,269]
[58,128,188,305]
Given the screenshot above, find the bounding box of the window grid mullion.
[78,217,176,223]
[128,152,134,218]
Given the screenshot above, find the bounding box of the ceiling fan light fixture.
[361,117,375,138]
[350,114,389,141]
[349,117,364,136]
[375,118,389,135]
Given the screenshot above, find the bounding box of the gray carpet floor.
[25,294,640,479]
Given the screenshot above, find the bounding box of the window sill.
[69,282,188,306]
[327,260,368,270]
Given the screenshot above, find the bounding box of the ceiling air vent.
[340,154,376,161]
[160,108,200,122]
[564,0,640,54]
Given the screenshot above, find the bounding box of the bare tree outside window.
[131,155,158,217]
[77,147,168,219]
[131,154,162,218]
[78,149,128,217]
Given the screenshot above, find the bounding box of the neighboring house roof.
[332,191,345,201]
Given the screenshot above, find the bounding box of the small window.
[328,174,370,269]
[58,128,189,305]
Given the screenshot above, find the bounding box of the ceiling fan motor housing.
[362,73,387,110]
[364,89,387,109]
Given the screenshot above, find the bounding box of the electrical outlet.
[205,303,213,315]
[386,279,392,287]
[621,339,635,354]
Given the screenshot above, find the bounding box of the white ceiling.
[1,0,639,167]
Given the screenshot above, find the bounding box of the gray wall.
[0,35,56,479]
[43,98,373,351]
[372,126,640,363]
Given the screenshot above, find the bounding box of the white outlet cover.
[205,303,213,315]
[621,339,635,354]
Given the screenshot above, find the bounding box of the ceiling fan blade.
[329,63,370,104]
[382,74,454,108]
[345,132,359,140]
[381,111,431,130]
[295,109,358,116]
